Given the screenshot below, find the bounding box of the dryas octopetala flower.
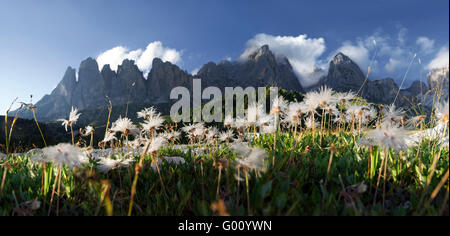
[164,131,181,143]
[111,116,139,137]
[81,126,94,136]
[42,143,88,168]
[206,127,219,141]
[435,100,449,125]
[381,104,405,125]
[305,115,318,129]
[334,92,356,104]
[96,157,133,173]
[235,147,267,176]
[284,102,303,127]
[137,107,158,120]
[365,122,409,152]
[270,96,287,115]
[102,131,117,144]
[57,107,81,131]
[148,135,168,155]
[219,130,235,143]
[224,115,234,129]
[303,91,321,114]
[317,85,336,108]
[406,115,426,128]
[141,113,165,133]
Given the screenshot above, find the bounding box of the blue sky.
[0,0,448,114]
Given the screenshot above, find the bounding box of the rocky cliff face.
[20,45,305,121]
[147,58,193,103]
[313,52,427,107]
[197,45,305,93]
[19,45,442,122]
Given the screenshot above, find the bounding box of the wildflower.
[317,85,336,108]
[81,126,94,136]
[181,123,196,134]
[305,116,318,129]
[258,113,274,127]
[406,115,426,128]
[224,115,234,128]
[165,131,181,143]
[42,143,88,168]
[141,114,165,133]
[219,130,235,143]
[235,147,267,175]
[270,96,287,115]
[365,123,409,152]
[137,107,157,120]
[206,127,219,141]
[247,102,266,125]
[193,122,206,138]
[435,100,449,125]
[232,117,247,130]
[111,116,139,137]
[57,107,81,131]
[285,102,303,127]
[381,104,405,125]
[97,157,133,173]
[334,92,356,104]
[148,135,168,154]
[102,131,117,144]
[303,91,321,114]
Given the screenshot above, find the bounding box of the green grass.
[0,129,448,216]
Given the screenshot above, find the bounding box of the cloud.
[416,37,435,54]
[239,33,327,87]
[191,67,200,76]
[385,58,402,73]
[331,29,439,81]
[334,41,371,70]
[97,41,182,74]
[427,46,449,70]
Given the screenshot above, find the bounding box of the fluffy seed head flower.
[141,114,164,132]
[224,115,234,128]
[334,92,356,104]
[57,107,81,131]
[317,85,336,107]
[137,107,157,120]
[42,143,88,168]
[435,100,449,125]
[305,115,317,129]
[219,130,235,143]
[381,104,405,125]
[235,147,267,175]
[365,122,409,152]
[97,157,133,173]
[102,131,117,144]
[81,126,94,136]
[270,96,287,115]
[111,116,139,137]
[303,91,321,114]
[148,135,168,154]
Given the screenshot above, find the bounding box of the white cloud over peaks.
[96,41,182,74]
[335,41,371,70]
[239,34,327,87]
[427,46,449,70]
[416,37,435,54]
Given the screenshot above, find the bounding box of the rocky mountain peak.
[248,44,276,62]
[332,52,353,65]
[323,52,365,92]
[79,57,99,71]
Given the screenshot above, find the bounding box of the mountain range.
[17,45,449,122]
